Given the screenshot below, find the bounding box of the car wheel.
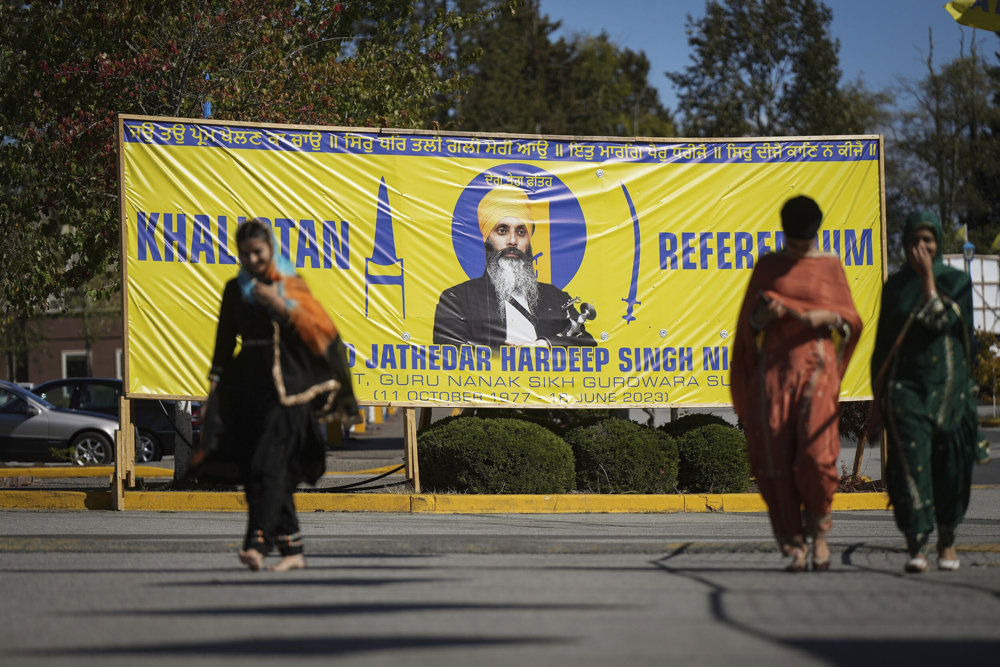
[135,431,161,463]
[71,432,114,466]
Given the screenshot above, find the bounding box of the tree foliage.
[452,0,673,136]
[974,330,1000,403]
[555,34,674,137]
[889,34,1000,256]
[0,0,505,323]
[668,0,855,137]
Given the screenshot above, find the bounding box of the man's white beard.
[487,255,539,321]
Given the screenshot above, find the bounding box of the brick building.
[2,300,123,386]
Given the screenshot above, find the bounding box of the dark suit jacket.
[433,274,596,350]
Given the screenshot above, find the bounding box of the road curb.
[0,490,891,513]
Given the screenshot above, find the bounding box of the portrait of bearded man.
[433,185,596,351]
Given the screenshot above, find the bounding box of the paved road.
[2,488,1000,666]
[3,412,1000,665]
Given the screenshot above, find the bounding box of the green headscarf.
[871,210,973,390]
[903,210,944,259]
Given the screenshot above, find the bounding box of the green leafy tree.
[451,0,564,134]
[974,330,1000,405]
[887,34,1000,257]
[667,0,852,137]
[0,0,505,325]
[556,34,674,137]
[452,0,673,136]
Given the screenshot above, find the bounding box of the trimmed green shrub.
[675,424,750,493]
[417,416,575,493]
[563,417,678,493]
[463,407,617,434]
[416,413,465,437]
[541,409,619,431]
[660,413,733,439]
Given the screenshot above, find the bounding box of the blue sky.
[538,0,996,112]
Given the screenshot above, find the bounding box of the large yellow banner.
[119,115,884,406]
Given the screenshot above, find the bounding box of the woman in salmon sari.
[731,196,862,572]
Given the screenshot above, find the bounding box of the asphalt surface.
[2,500,1000,667]
[2,409,1000,666]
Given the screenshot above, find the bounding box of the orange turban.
[477,186,535,241]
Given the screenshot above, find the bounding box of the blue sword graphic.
[620,182,641,323]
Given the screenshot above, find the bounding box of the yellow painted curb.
[958,543,1000,553]
[832,493,890,510]
[296,493,411,513]
[0,490,111,510]
[0,490,894,513]
[717,494,770,512]
[684,494,724,512]
[416,494,688,514]
[124,491,247,511]
[411,494,436,512]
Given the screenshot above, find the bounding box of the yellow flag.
[990,229,1000,252]
[946,1,1000,31]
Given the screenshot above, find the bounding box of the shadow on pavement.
[29,634,566,658]
[84,600,631,617]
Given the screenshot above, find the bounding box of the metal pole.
[202,72,211,119]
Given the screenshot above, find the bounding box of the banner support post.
[111,396,136,509]
[403,408,420,493]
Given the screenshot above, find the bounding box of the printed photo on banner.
[434,165,597,353]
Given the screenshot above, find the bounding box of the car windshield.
[1,384,54,409]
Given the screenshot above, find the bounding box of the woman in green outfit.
[870,211,986,573]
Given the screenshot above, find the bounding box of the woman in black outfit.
[202,218,355,571]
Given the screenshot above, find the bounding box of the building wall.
[2,310,123,385]
[943,254,1000,333]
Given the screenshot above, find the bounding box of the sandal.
[785,546,808,573]
[811,537,831,571]
[904,555,930,574]
[938,540,961,572]
[938,547,960,571]
[938,558,960,571]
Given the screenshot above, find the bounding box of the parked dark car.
[0,379,119,465]
[30,378,198,463]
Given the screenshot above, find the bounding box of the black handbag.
[185,389,241,484]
